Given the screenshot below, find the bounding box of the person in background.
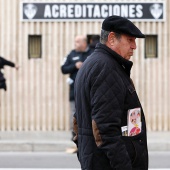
[89,35,100,52]
[0,56,19,91]
[73,16,148,169]
[61,35,93,153]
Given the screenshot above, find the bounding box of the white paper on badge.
[121,125,128,136]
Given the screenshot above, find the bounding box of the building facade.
[0,0,169,131]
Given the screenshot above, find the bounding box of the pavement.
[0,131,169,152]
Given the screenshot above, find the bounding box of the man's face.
[74,36,87,52]
[113,34,137,60]
[75,37,82,52]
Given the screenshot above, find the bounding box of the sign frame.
[20,1,166,22]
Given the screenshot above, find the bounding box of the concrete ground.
[0,131,169,152]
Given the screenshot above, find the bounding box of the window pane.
[145,35,157,58]
[28,35,42,59]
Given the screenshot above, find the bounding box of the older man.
[61,35,93,153]
[73,16,148,169]
[61,35,93,102]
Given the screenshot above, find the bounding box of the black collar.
[95,43,133,76]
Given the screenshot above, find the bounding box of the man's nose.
[132,41,137,49]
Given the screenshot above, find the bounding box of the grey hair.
[100,29,122,44]
[100,30,110,44]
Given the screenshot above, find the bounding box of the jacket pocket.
[122,135,136,164]
[122,130,148,168]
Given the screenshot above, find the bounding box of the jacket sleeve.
[90,64,132,170]
[61,53,77,74]
[73,113,78,146]
[0,57,15,68]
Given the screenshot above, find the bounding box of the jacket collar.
[95,43,133,76]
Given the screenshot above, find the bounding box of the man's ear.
[108,32,115,46]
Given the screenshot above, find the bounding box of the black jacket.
[73,43,148,170]
[0,57,15,91]
[61,48,93,101]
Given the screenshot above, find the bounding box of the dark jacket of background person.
[89,35,100,52]
[0,56,15,91]
[73,43,148,170]
[61,48,93,101]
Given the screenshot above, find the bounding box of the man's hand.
[75,61,83,69]
[15,65,19,70]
